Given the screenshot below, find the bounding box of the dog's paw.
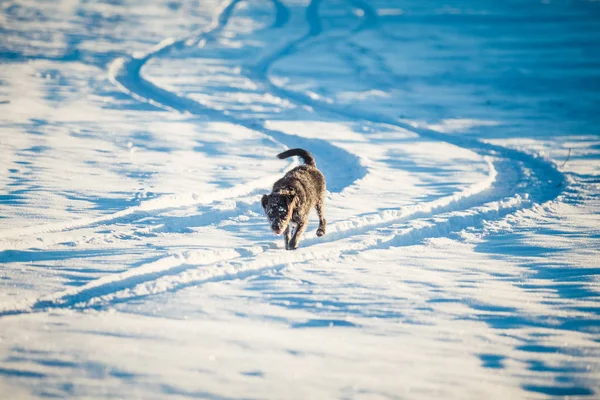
[316,228,325,237]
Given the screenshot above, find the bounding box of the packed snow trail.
[108,0,366,195]
[0,0,566,314]
[0,157,501,315]
[251,0,566,207]
[111,0,564,221]
[0,0,357,245]
[102,0,569,308]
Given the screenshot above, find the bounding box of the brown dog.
[262,148,326,250]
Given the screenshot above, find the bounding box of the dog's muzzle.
[272,224,284,235]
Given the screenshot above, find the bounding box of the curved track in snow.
[0,0,567,316]
[252,0,565,208]
[108,0,365,195]
[0,0,362,246]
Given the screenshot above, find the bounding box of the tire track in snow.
[249,0,564,234]
[252,0,565,206]
[96,0,564,302]
[41,187,529,310]
[0,0,363,246]
[108,0,365,195]
[1,155,520,315]
[0,0,565,315]
[0,0,361,316]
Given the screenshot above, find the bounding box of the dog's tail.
[277,148,316,167]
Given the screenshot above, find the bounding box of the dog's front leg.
[288,221,307,250]
[284,226,291,250]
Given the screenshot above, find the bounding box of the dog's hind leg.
[315,201,326,237]
[288,221,307,250]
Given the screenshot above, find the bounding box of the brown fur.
[262,148,326,250]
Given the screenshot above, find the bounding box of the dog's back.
[274,149,325,210]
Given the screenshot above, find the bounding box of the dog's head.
[261,190,296,235]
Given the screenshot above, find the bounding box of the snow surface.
[1,0,599,398]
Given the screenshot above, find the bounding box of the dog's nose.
[272,224,282,234]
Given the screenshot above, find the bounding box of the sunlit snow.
[1,0,599,398]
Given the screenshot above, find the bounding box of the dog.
[262,148,326,250]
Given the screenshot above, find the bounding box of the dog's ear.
[261,194,268,209]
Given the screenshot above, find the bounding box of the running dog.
[262,148,326,250]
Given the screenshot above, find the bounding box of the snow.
[1,0,599,398]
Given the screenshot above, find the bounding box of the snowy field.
[1,0,599,398]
